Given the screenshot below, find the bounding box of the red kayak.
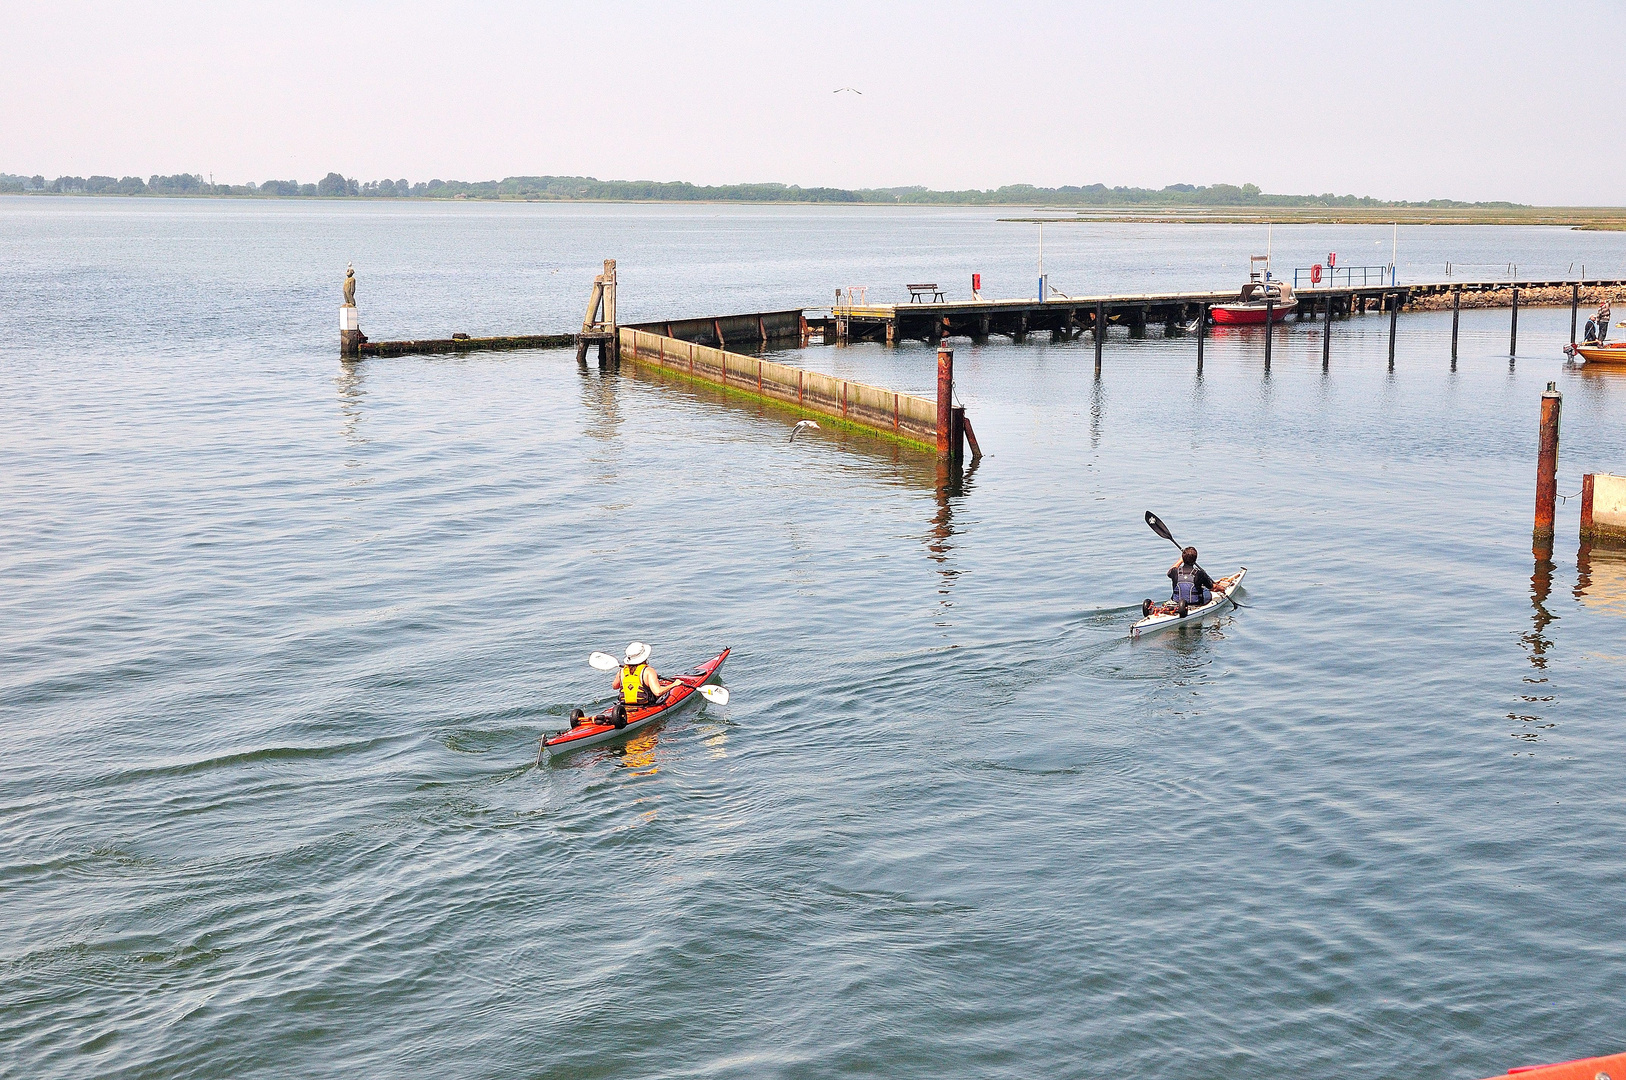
[540,648,729,760]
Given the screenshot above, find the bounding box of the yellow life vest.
[621,663,651,705]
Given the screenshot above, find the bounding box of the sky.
[2,0,1619,205]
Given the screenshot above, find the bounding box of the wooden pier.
[826,278,1626,346]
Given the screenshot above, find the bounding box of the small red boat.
[541,648,729,760]
[1211,279,1297,325]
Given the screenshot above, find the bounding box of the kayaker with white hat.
[614,642,679,707]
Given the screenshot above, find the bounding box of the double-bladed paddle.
[586,652,730,704]
[1143,511,1246,608]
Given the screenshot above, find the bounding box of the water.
[3,197,1625,1079]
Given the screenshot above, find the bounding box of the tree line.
[0,172,1527,209]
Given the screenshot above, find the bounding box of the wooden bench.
[906,283,945,303]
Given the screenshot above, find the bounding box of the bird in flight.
[789,419,821,442]
[833,87,862,95]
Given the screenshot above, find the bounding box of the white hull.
[1130,567,1247,638]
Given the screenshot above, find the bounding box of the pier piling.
[1388,295,1398,370]
[1263,296,1274,370]
[1510,286,1520,355]
[1533,382,1562,558]
[1094,301,1105,374]
[1570,283,1580,343]
[340,305,362,359]
[1196,304,1207,373]
[1451,287,1461,367]
[937,347,961,461]
[1321,295,1332,371]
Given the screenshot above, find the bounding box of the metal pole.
[1321,294,1332,370]
[1196,303,1207,374]
[1263,296,1274,371]
[937,348,954,457]
[1571,282,1580,343]
[1388,293,1398,370]
[1094,301,1105,375]
[1533,382,1562,559]
[1451,287,1461,365]
[1510,286,1520,356]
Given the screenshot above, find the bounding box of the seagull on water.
[789,419,820,442]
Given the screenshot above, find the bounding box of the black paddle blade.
[1145,511,1174,542]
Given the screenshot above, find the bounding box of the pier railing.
[1292,264,1394,289]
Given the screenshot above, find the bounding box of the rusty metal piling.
[1094,301,1105,374]
[1533,382,1562,558]
[1196,303,1207,373]
[1321,294,1332,370]
[1570,282,1580,343]
[937,347,960,462]
[1451,287,1461,367]
[1263,295,1274,371]
[1388,294,1398,370]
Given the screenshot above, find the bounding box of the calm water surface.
[3,198,1625,1079]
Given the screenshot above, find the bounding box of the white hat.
[624,641,651,666]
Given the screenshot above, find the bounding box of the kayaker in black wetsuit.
[613,641,679,708]
[1168,547,1215,613]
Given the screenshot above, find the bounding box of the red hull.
[1211,302,1296,326]
[544,648,729,755]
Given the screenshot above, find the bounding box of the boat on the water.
[541,648,729,760]
[1130,569,1246,637]
[1211,281,1297,325]
[1564,340,1626,364]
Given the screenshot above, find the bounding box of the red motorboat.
[1211,279,1297,325]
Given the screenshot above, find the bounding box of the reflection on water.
[1575,542,1626,616]
[1512,558,1560,742]
[611,728,660,775]
[580,367,624,443]
[336,363,369,447]
[927,457,977,620]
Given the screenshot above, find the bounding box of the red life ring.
[1310,263,1323,284]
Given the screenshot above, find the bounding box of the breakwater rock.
[1406,285,1621,311]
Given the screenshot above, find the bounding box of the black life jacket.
[1174,564,1209,604]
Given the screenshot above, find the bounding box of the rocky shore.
[1405,285,1622,311]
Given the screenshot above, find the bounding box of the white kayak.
[1130,568,1247,638]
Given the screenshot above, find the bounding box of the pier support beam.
[1128,307,1146,339]
[1533,382,1562,559]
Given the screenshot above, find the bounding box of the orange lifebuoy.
[1310,263,1323,284]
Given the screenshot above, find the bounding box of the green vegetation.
[6,172,1621,224]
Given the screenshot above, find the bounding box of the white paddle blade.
[698,685,729,705]
[588,652,619,671]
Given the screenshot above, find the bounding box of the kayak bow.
[541,648,730,761]
[1130,569,1247,638]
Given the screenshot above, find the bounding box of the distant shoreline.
[7,191,1626,227]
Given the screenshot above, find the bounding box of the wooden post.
[1571,282,1580,343]
[937,348,954,457]
[950,406,966,465]
[1094,301,1105,374]
[1533,382,1561,558]
[1510,286,1520,356]
[1388,293,1398,370]
[602,259,618,364]
[1196,303,1207,373]
[1451,287,1461,365]
[1321,294,1332,371]
[1580,473,1596,541]
[1263,296,1274,370]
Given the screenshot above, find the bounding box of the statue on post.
[342,263,357,307]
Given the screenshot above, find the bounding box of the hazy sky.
[3,1,1619,204]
